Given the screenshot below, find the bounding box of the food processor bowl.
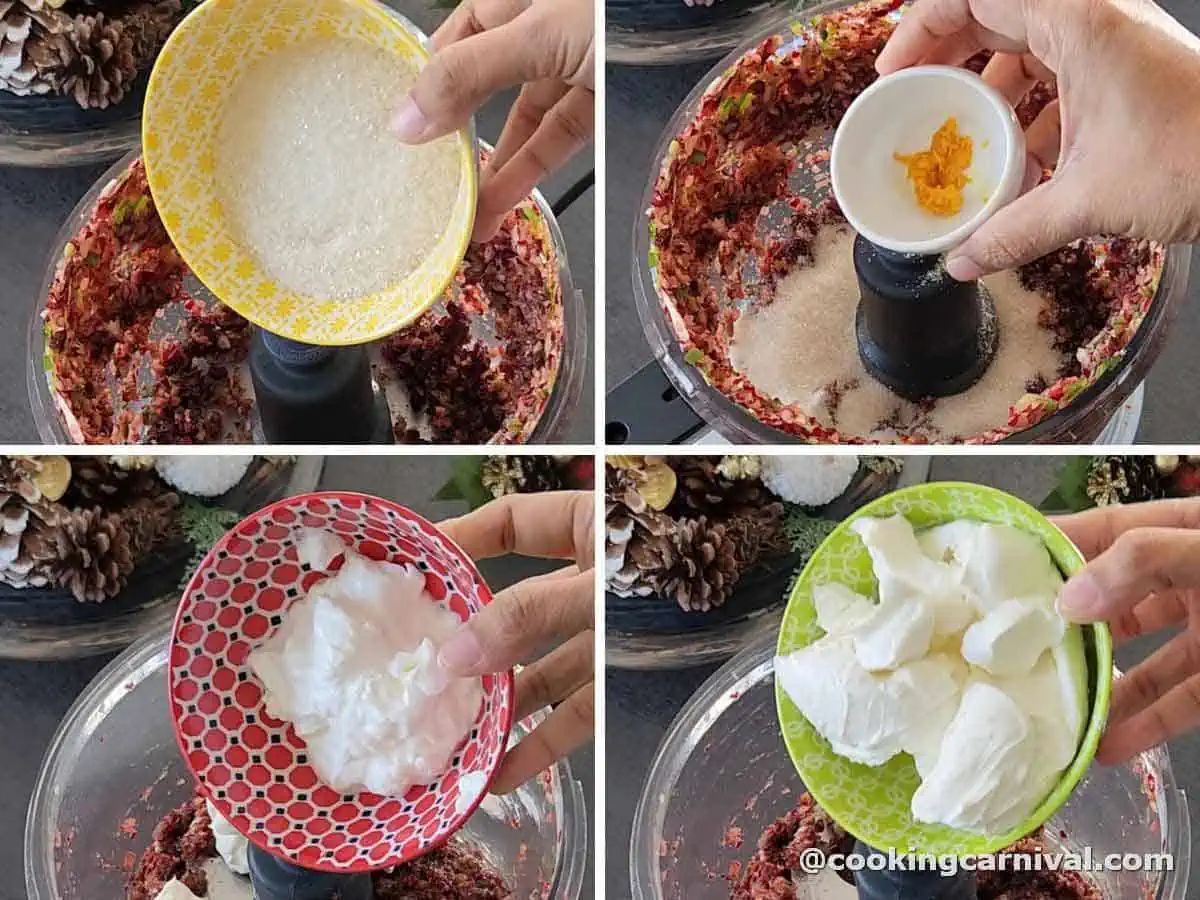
[606,457,930,670]
[0,456,322,661]
[631,1,1191,445]
[527,162,589,445]
[630,631,1190,900]
[606,0,795,66]
[25,625,587,900]
[29,149,586,445]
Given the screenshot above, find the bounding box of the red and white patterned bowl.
[167,492,514,873]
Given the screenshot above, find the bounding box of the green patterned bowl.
[775,481,1113,856]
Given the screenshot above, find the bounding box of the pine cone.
[123,489,181,556]
[3,501,64,590]
[605,465,677,597]
[0,0,67,98]
[716,455,762,481]
[614,522,676,597]
[669,457,724,510]
[3,0,180,108]
[64,456,165,509]
[29,505,136,602]
[9,493,177,602]
[58,9,136,109]
[724,501,788,568]
[0,488,62,589]
[668,456,776,519]
[863,456,904,477]
[607,465,646,513]
[659,516,742,613]
[109,455,157,470]
[606,507,676,597]
[481,456,564,499]
[0,453,179,601]
[0,455,71,589]
[0,455,43,503]
[1086,456,1166,507]
[0,491,28,540]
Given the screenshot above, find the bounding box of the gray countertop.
[603,0,1200,443]
[0,0,595,444]
[605,454,1200,900]
[0,456,594,900]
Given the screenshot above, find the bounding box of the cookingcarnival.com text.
[798,848,1175,876]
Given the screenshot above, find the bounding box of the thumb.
[391,19,541,144]
[1058,527,1200,624]
[437,571,593,676]
[944,176,1089,280]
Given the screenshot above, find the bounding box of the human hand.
[436,491,594,793]
[392,0,595,242]
[877,0,1200,281]
[1054,498,1200,765]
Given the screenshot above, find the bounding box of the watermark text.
[796,847,1174,877]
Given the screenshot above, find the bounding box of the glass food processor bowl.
[630,631,1191,900]
[606,457,930,670]
[28,147,586,445]
[606,0,796,66]
[0,456,322,661]
[25,624,588,900]
[632,1,1191,446]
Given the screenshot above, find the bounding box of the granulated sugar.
[729,225,1062,441]
[216,38,462,301]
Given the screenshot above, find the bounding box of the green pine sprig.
[782,504,838,596]
[178,497,242,589]
[783,503,838,563]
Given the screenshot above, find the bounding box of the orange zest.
[894,116,973,217]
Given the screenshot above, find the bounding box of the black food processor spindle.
[249,844,374,900]
[853,235,998,402]
[851,841,977,900]
[249,329,394,444]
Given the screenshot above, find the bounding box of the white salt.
[729,225,1062,441]
[216,38,462,301]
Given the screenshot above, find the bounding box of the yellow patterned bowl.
[142,0,478,347]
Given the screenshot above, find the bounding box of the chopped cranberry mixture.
[127,793,511,900]
[648,0,1164,444]
[127,797,215,900]
[44,161,253,444]
[975,837,1104,900]
[731,793,1102,900]
[44,160,564,445]
[379,198,565,444]
[374,841,511,900]
[381,302,507,443]
[730,794,847,900]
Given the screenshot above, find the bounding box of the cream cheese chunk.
[777,515,1086,834]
